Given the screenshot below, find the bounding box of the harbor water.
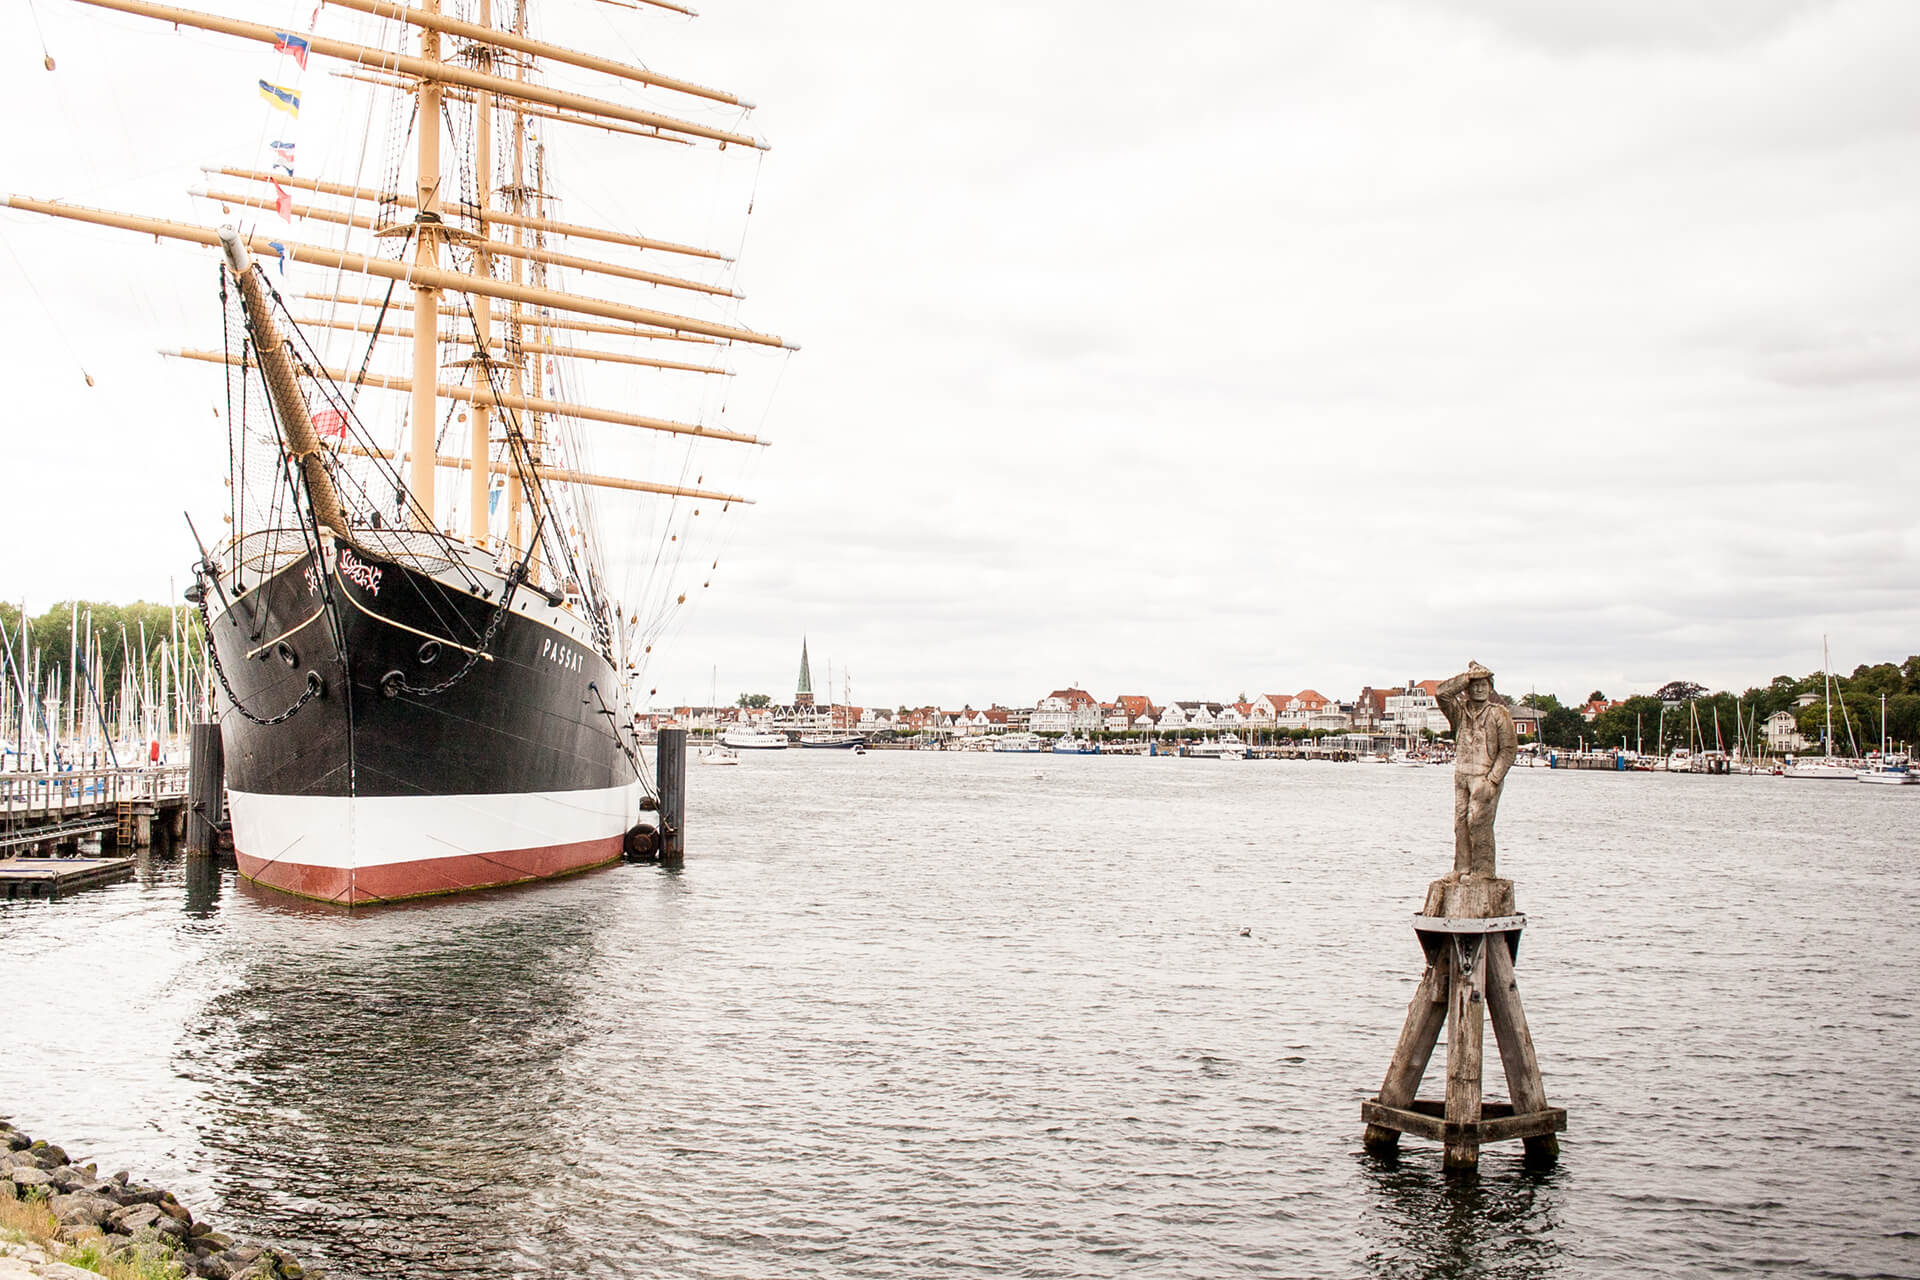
[2,754,1917,1278]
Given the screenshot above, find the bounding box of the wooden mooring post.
[185,723,225,857]
[656,727,685,868]
[1361,872,1567,1171]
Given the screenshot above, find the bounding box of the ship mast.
[410,0,444,532]
[469,0,495,546]
[8,0,797,618]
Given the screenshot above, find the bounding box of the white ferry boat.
[721,726,790,751]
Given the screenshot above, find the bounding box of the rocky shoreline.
[0,1118,315,1280]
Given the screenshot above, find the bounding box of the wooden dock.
[0,855,138,898]
[1,765,192,853]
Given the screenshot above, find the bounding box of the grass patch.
[0,1189,185,1280]
[0,1186,57,1245]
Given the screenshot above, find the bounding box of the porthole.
[277,642,299,669]
[418,640,442,666]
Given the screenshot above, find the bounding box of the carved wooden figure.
[1361,662,1566,1172]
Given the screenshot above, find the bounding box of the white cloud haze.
[2,0,1915,710]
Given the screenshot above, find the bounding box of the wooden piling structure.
[656,727,685,868]
[185,723,224,856]
[1361,872,1566,1171]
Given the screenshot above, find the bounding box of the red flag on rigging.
[312,407,347,438]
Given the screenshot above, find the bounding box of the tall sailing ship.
[7,0,792,902]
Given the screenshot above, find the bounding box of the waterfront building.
[1384,681,1450,736]
[1102,703,1130,733]
[1249,697,1282,729]
[1765,709,1807,752]
[1511,704,1542,738]
[1279,690,1337,730]
[1351,687,1390,732]
[1170,701,1221,730]
[795,638,815,710]
[1033,688,1103,734]
[1114,694,1158,730]
[1158,703,1188,731]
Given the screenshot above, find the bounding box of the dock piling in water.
[1361,875,1566,1171]
[657,727,686,868]
[186,723,225,856]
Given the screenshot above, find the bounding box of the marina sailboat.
[1784,638,1858,781]
[8,0,791,901]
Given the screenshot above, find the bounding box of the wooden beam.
[335,70,703,147]
[196,187,741,299]
[5,196,794,349]
[339,445,750,504]
[167,347,768,446]
[289,314,730,374]
[324,0,752,108]
[63,0,769,150]
[212,168,724,260]
[298,291,721,345]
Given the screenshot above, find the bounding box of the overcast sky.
[2,0,1916,711]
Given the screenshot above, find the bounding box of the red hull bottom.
[236,834,624,905]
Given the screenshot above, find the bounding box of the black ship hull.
[205,535,640,904]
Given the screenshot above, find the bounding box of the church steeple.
[795,637,814,709]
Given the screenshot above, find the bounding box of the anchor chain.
[196,589,323,726]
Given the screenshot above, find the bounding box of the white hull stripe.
[228,784,641,871]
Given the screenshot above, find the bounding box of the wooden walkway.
[0,765,192,853]
[0,855,138,898]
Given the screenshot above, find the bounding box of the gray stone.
[34,1262,96,1280]
[110,1202,167,1234]
[49,1190,117,1229]
[47,1165,90,1193]
[194,1254,234,1280]
[6,1167,51,1189]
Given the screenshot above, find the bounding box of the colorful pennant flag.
[271,181,293,221]
[266,240,291,275]
[257,80,300,116]
[273,32,310,68]
[312,407,347,438]
[271,140,296,173]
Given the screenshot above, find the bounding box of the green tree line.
[0,600,204,703]
[1520,655,1920,754]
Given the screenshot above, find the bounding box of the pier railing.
[0,766,192,826]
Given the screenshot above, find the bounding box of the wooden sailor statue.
[1361,661,1566,1171]
[1436,661,1517,878]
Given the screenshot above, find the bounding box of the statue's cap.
[1466,660,1494,681]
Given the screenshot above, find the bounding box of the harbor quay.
[643,644,1920,777]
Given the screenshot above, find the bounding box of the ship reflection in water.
[2,754,1916,1278]
[184,881,612,1276]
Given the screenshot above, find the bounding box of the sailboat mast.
[410,0,445,531]
[1823,635,1834,759]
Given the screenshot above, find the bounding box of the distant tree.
[736,692,771,709]
[1655,680,1706,703]
[1521,692,1563,712]
[1539,706,1586,750]
[1590,695,1665,753]
[1587,690,1605,705]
